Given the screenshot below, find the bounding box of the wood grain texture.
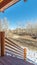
[1,32,5,56]
[0,0,19,12]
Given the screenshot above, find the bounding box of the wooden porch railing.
[0,32,27,59]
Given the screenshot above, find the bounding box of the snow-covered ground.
[27,49,37,64]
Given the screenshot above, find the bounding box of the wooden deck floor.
[0,55,34,65]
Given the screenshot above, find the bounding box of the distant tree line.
[15,21,37,38]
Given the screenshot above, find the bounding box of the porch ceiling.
[0,0,19,12]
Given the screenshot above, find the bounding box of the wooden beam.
[0,0,19,12]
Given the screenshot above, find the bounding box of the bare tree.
[3,17,9,31]
[0,18,9,37]
[0,19,4,31]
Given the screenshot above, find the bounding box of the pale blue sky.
[0,0,37,29]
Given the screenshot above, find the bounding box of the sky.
[0,0,37,29]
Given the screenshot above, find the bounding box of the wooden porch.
[0,32,34,65]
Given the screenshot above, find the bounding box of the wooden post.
[24,48,27,60]
[0,32,5,56]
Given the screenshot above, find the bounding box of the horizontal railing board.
[5,40,22,51]
[5,49,23,58]
[5,47,23,56]
[5,43,23,54]
[5,46,23,56]
[5,37,23,51]
[5,41,23,53]
[5,38,23,51]
[5,39,23,51]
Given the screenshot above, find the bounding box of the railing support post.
[24,48,27,60]
[0,32,5,56]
